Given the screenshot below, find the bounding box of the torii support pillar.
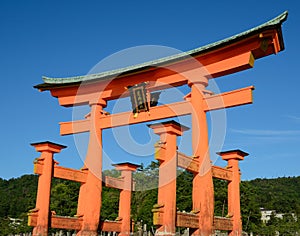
[217,150,249,236]
[30,141,66,236]
[149,120,189,236]
[113,162,140,236]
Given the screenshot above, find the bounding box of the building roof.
[35,11,288,90]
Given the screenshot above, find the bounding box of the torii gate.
[29,12,287,236]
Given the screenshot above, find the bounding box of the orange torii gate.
[28,12,287,236]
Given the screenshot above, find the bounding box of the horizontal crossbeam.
[177,152,199,173]
[34,160,87,183]
[51,215,82,230]
[100,220,122,232]
[213,216,233,231]
[152,209,233,230]
[60,119,91,136]
[60,86,252,135]
[205,51,254,78]
[29,212,122,232]
[60,101,191,135]
[211,166,233,181]
[34,160,126,187]
[203,86,254,111]
[53,51,255,106]
[104,176,124,189]
[176,212,199,228]
[28,213,83,230]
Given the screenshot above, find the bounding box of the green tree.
[131,161,159,227]
[0,175,38,218]
[240,181,262,233]
[50,180,80,216]
[0,217,11,235]
[101,186,120,221]
[176,170,193,212]
[101,168,122,221]
[213,179,227,217]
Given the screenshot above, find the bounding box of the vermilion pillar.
[77,100,106,236]
[31,141,66,236]
[113,162,140,236]
[189,80,214,236]
[217,150,249,236]
[149,120,189,235]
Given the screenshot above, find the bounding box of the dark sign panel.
[150,92,161,107]
[128,82,149,116]
[127,83,161,117]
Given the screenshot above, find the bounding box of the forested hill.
[0,169,300,234]
[247,176,300,213]
[0,174,38,217]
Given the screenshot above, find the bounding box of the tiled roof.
[35,11,288,90]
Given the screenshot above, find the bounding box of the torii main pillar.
[188,78,214,235]
[76,99,107,236]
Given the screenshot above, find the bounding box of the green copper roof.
[36,11,288,89]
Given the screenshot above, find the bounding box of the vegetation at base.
[0,163,300,234]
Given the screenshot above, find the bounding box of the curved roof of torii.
[35,11,288,90]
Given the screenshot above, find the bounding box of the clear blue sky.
[0,0,299,180]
